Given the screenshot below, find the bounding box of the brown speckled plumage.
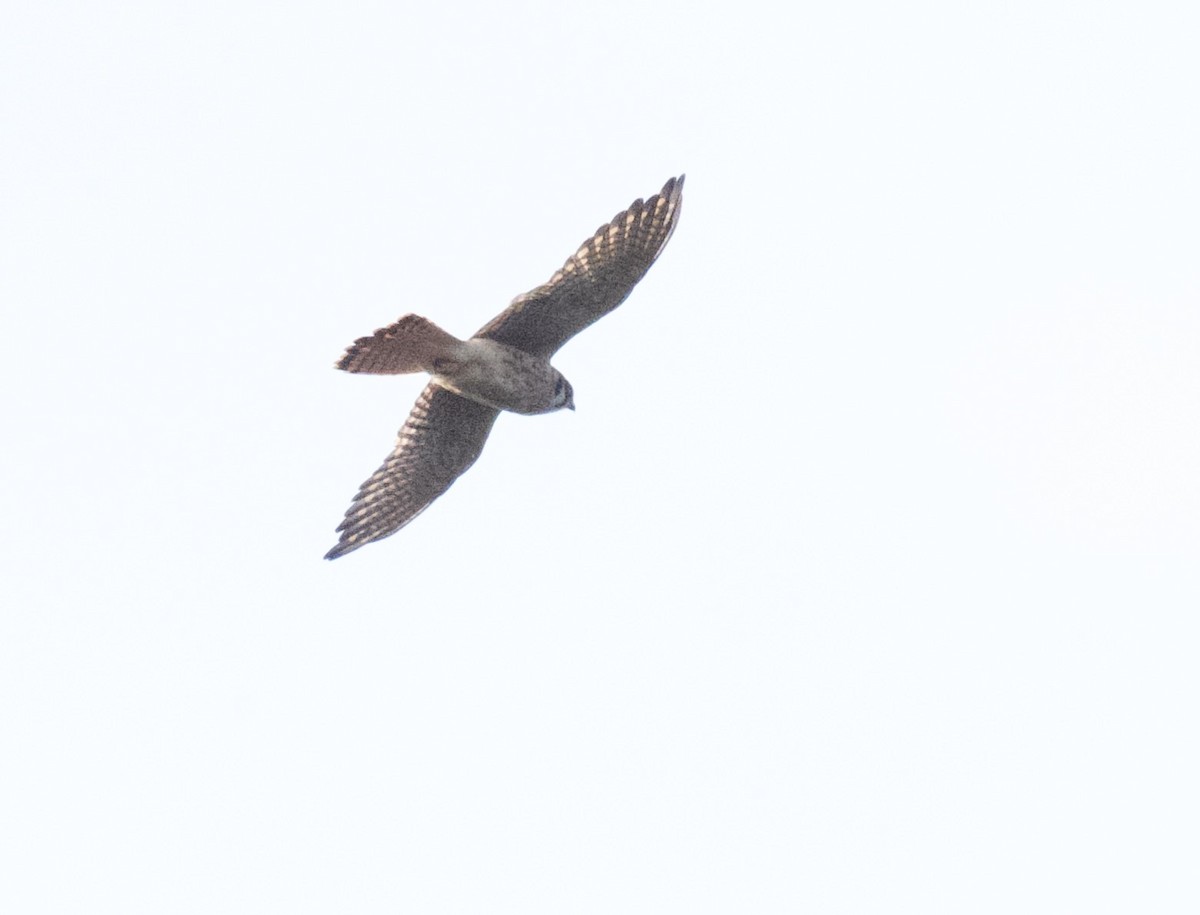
[325,176,684,559]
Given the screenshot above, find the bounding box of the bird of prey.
[324,175,684,559]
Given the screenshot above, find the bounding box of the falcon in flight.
[324,175,684,559]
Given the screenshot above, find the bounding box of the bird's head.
[553,374,575,412]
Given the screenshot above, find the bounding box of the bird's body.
[431,337,573,416]
[325,175,684,559]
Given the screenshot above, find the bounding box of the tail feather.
[336,315,464,375]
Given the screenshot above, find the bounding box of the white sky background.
[2,0,1198,911]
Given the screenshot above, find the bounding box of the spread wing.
[324,383,499,559]
[472,175,684,359]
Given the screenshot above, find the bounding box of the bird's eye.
[555,378,564,396]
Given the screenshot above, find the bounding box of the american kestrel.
[325,175,684,559]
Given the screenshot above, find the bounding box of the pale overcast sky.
[3,1,1198,912]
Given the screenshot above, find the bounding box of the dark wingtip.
[323,539,360,560]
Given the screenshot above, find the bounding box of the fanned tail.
[336,314,464,375]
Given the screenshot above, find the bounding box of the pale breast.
[432,338,563,414]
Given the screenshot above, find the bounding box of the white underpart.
[431,338,566,415]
